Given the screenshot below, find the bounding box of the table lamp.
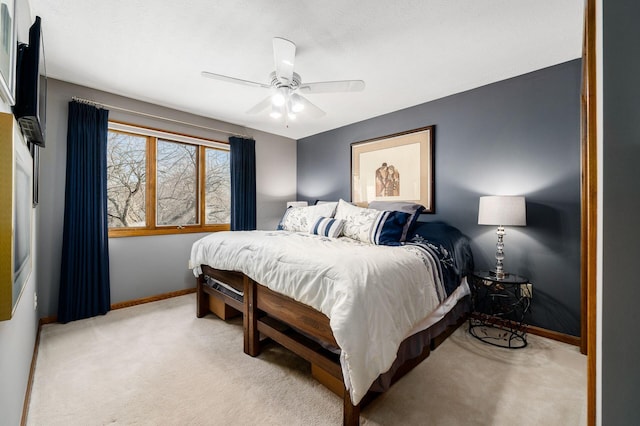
[478,195,526,279]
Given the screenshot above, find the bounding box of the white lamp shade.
[478,196,526,226]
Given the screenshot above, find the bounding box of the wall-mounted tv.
[14,16,46,147]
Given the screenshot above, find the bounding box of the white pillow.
[279,202,338,232]
[311,201,338,218]
[334,199,410,245]
[334,199,381,243]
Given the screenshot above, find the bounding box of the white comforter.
[189,230,446,404]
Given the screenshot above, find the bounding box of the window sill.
[108,224,230,238]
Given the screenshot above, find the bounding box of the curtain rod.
[71,96,250,138]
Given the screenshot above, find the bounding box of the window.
[156,140,197,226]
[107,132,146,228]
[106,123,230,237]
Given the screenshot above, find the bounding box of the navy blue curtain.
[229,136,256,230]
[58,101,111,323]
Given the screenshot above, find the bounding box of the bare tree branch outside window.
[205,148,230,224]
[106,132,146,227]
[157,140,197,226]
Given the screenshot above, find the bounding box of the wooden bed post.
[244,277,260,356]
[343,386,360,426]
[196,274,208,318]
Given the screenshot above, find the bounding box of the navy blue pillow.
[370,210,411,245]
[367,201,426,241]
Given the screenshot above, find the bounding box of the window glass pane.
[156,140,197,226]
[205,148,231,224]
[107,131,146,228]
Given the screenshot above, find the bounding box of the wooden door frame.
[581,0,597,425]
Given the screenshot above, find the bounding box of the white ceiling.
[29,0,583,140]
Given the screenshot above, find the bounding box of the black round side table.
[468,270,531,349]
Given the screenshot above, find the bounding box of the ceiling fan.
[201,37,365,121]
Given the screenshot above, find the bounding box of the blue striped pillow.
[369,210,411,245]
[367,201,426,242]
[310,216,345,238]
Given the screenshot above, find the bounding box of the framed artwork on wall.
[351,126,434,212]
[0,0,16,105]
[0,112,32,321]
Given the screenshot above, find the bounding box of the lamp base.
[489,270,509,280]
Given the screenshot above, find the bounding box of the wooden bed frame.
[196,265,468,425]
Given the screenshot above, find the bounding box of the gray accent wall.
[298,59,582,336]
[602,0,640,422]
[38,79,297,318]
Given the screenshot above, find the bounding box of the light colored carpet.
[27,294,586,425]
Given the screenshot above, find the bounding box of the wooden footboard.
[196,266,468,426]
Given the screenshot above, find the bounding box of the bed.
[189,200,474,425]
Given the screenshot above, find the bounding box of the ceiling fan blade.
[273,37,296,85]
[201,71,271,89]
[298,80,365,94]
[246,96,273,115]
[296,95,326,118]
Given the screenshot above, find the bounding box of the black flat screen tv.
[14,16,46,147]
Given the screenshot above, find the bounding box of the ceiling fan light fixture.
[202,37,362,122]
[269,105,283,119]
[290,93,305,113]
[272,87,288,107]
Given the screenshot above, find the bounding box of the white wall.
[0,2,40,424]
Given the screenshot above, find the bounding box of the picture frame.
[351,126,434,212]
[0,0,16,105]
[0,112,32,321]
